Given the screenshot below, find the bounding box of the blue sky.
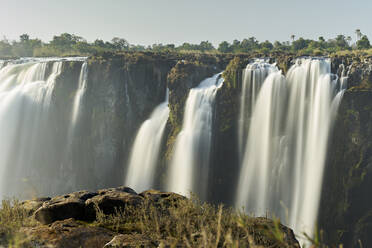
[1,0,371,46]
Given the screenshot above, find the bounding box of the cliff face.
[59,53,232,193]
[6,52,372,246]
[319,62,372,246]
[214,55,372,246]
[81,54,174,189]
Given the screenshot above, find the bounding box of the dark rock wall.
[320,90,372,246]
[317,56,372,246]
[33,52,372,247]
[80,54,174,190]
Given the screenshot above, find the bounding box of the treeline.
[0,32,371,58]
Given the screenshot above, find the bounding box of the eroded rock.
[21,218,114,248]
[85,187,142,220]
[34,191,97,224]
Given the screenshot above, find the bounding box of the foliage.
[0,32,371,58]
[357,35,371,50]
[0,200,35,246]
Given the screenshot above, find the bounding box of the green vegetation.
[93,194,299,247]
[1,30,371,58]
[0,200,36,246]
[0,195,347,247]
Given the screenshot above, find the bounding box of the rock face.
[319,89,372,247]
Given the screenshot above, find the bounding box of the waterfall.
[71,61,88,126]
[236,58,345,239]
[63,60,88,182]
[0,58,87,199]
[167,73,223,200]
[125,90,169,192]
[238,60,278,160]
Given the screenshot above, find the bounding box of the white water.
[0,58,87,199]
[236,58,345,240]
[167,73,223,199]
[238,60,278,160]
[125,91,169,192]
[71,61,88,126]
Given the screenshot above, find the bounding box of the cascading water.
[167,73,223,200]
[125,90,169,192]
[238,60,278,160]
[0,57,87,199]
[236,58,345,240]
[71,61,88,127]
[63,60,89,181]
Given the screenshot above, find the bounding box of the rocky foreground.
[0,186,300,247]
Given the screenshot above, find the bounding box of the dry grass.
[0,196,347,247]
[92,195,298,247]
[0,199,36,247]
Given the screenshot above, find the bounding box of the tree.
[199,41,214,51]
[335,35,349,49]
[260,40,274,50]
[355,29,362,41]
[346,36,352,46]
[240,37,259,51]
[218,41,231,53]
[94,39,106,48]
[73,41,93,54]
[111,37,129,51]
[357,35,370,49]
[50,33,83,51]
[20,34,30,43]
[292,37,308,51]
[11,34,42,57]
[291,35,296,42]
[0,38,12,56]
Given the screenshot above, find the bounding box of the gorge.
[0,52,371,246]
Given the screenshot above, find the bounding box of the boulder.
[20,197,51,215]
[34,191,97,224]
[21,218,114,248]
[139,189,186,208]
[85,187,142,220]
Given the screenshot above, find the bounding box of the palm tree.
[290,35,295,42]
[356,29,362,41]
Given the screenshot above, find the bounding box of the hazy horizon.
[1,0,371,46]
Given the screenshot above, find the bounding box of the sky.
[1,0,371,46]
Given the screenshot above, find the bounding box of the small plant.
[0,199,36,246]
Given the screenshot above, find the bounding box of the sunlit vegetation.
[0,196,347,247]
[0,30,371,58]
